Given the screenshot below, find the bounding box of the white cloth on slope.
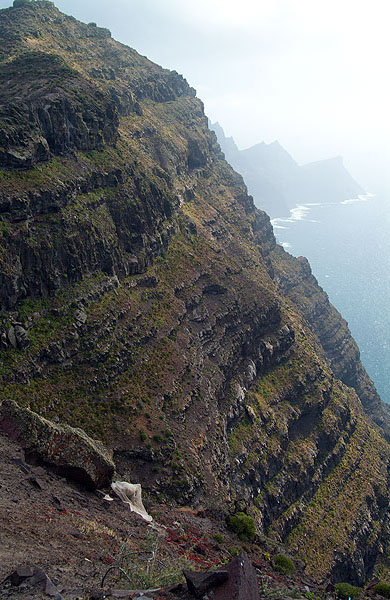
[111,481,153,522]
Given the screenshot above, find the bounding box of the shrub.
[274,553,295,574]
[112,528,193,589]
[228,546,239,556]
[13,0,31,7]
[139,430,147,442]
[335,582,361,599]
[153,434,163,443]
[374,583,390,598]
[227,512,256,541]
[212,533,224,544]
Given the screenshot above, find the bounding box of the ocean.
[271,192,390,404]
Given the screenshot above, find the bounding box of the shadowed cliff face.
[1,1,390,585]
[271,251,390,438]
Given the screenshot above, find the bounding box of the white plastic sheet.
[111,481,153,522]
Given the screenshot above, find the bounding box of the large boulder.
[182,553,259,600]
[0,400,114,489]
[213,552,260,600]
[183,568,228,598]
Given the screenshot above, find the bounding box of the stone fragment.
[213,552,260,600]
[89,590,107,600]
[245,360,257,384]
[0,400,114,489]
[11,457,30,474]
[9,565,34,586]
[7,326,17,348]
[0,332,8,349]
[5,566,63,599]
[70,528,83,539]
[183,569,229,598]
[245,405,256,423]
[137,275,159,288]
[27,476,44,490]
[31,567,64,598]
[165,582,186,594]
[74,309,87,324]
[14,325,30,348]
[43,341,65,364]
[33,466,47,476]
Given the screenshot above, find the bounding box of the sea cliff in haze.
[211,121,364,217]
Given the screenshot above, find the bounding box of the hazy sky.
[1,0,389,190]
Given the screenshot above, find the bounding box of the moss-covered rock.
[0,399,114,488]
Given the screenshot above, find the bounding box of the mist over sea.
[272,191,390,404]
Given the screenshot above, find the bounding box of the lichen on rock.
[0,399,114,488]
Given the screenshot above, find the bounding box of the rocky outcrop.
[0,400,114,488]
[0,52,119,169]
[0,160,180,310]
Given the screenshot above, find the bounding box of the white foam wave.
[272,203,320,235]
[290,205,311,220]
[341,192,373,205]
[281,241,292,249]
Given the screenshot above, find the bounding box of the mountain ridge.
[211,122,365,217]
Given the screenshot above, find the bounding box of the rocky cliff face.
[1,0,390,586]
[211,122,364,218]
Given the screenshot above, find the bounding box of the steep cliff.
[211,122,364,218]
[1,1,390,585]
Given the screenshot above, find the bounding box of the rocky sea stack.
[1,1,390,597]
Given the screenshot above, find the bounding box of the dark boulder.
[0,400,114,489]
[183,568,228,598]
[4,565,63,599]
[182,552,258,599]
[213,552,260,600]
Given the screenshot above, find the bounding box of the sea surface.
[271,192,390,404]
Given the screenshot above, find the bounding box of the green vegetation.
[227,512,256,542]
[374,583,390,598]
[109,529,193,590]
[0,51,77,85]
[273,553,295,574]
[212,533,224,544]
[334,583,361,599]
[305,593,321,600]
[12,0,54,5]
